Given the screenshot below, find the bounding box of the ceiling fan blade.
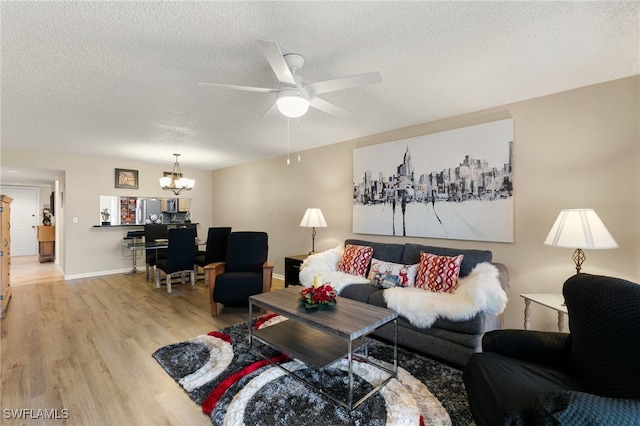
[307,71,382,95]
[309,96,352,119]
[257,39,297,87]
[197,82,277,93]
[260,102,279,119]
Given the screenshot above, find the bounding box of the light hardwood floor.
[9,256,62,287]
[1,257,284,425]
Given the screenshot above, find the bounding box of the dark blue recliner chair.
[206,231,274,315]
[463,273,640,425]
[194,227,232,280]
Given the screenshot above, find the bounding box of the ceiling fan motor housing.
[283,53,305,73]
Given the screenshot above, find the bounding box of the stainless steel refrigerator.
[136,199,163,224]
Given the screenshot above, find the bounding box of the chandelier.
[159,153,195,195]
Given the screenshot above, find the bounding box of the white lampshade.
[277,89,310,118]
[176,177,195,189]
[159,176,172,187]
[545,208,618,275]
[300,208,327,228]
[544,209,618,249]
[300,208,327,255]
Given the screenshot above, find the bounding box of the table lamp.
[300,208,327,255]
[544,208,618,274]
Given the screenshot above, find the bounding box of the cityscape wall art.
[353,119,514,243]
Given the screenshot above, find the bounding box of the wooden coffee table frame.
[249,287,398,410]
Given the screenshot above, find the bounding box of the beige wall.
[1,150,214,278]
[2,76,637,330]
[211,75,640,331]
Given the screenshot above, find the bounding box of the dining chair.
[155,227,197,294]
[144,224,168,281]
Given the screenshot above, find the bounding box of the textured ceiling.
[1,1,638,185]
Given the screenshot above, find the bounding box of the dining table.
[121,238,204,275]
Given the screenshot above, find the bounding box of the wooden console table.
[37,225,55,263]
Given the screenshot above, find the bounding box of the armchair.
[463,273,640,425]
[194,227,232,280]
[204,231,274,316]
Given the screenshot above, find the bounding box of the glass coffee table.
[249,287,398,410]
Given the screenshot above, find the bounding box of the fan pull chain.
[296,118,301,162]
[286,117,291,165]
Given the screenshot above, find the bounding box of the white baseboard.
[65,270,285,282]
[64,267,134,280]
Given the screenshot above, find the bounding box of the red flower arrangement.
[299,284,337,310]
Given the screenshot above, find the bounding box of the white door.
[0,187,38,256]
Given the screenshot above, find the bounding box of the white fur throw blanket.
[300,245,508,328]
[299,244,370,291]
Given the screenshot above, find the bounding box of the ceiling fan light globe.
[276,90,310,118]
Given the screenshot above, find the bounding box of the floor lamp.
[300,208,327,255]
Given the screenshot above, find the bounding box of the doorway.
[0,186,38,256]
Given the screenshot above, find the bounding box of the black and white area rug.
[152,315,472,425]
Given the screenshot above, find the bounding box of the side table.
[37,225,55,263]
[284,254,308,287]
[520,293,568,332]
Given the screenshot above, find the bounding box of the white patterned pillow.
[367,258,418,288]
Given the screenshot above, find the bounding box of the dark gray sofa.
[339,239,510,368]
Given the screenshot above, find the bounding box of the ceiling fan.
[197,39,382,119]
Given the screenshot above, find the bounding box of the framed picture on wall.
[115,168,139,189]
[352,118,514,243]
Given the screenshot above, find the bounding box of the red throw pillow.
[337,244,374,277]
[415,252,464,293]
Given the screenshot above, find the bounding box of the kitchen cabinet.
[1,195,12,319]
[161,198,178,213]
[178,198,190,212]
